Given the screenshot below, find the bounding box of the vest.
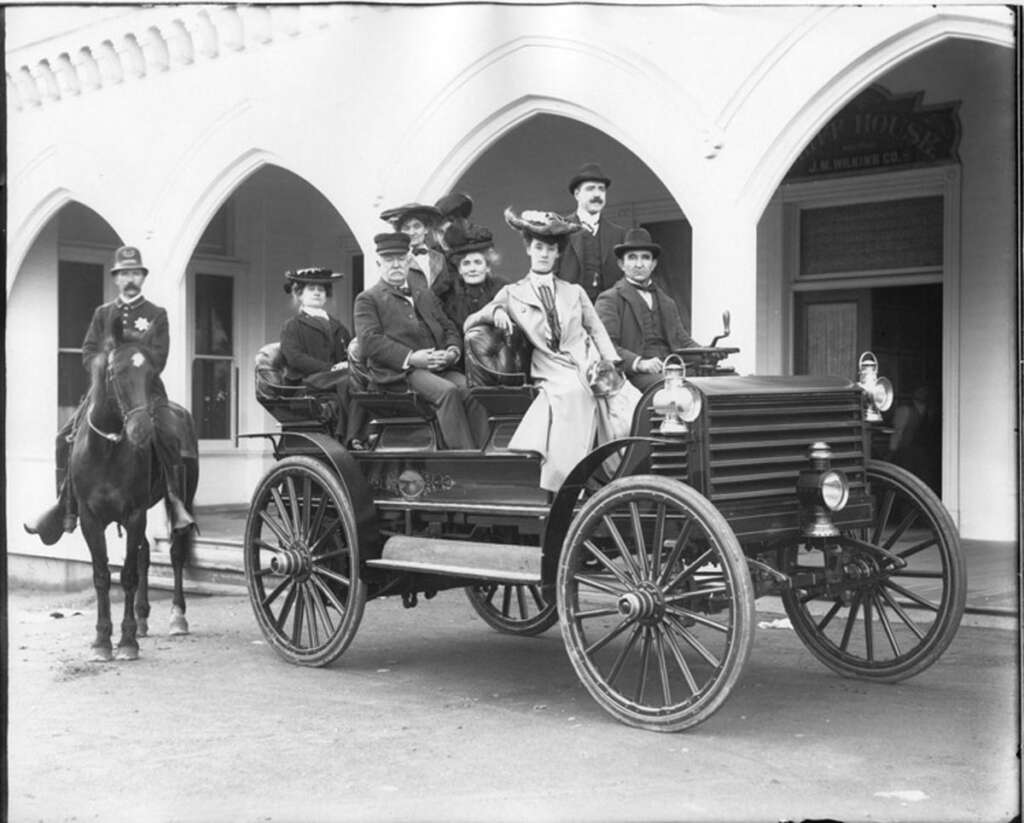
[637,291,672,358]
[580,229,602,292]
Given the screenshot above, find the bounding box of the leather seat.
[464,324,532,387]
[254,342,336,425]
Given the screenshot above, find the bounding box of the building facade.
[6,4,1018,575]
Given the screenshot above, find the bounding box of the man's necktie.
[538,285,561,350]
[629,279,654,292]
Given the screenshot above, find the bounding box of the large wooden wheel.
[781,460,965,682]
[244,456,366,666]
[557,476,755,732]
[465,582,558,636]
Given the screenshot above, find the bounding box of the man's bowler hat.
[379,203,443,229]
[568,162,612,193]
[375,232,412,255]
[614,227,661,259]
[435,192,474,221]
[110,245,149,275]
[283,267,343,293]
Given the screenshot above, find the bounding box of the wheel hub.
[269,545,310,578]
[617,584,663,623]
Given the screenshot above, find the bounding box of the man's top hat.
[379,203,443,228]
[435,192,474,221]
[444,221,494,259]
[504,207,581,241]
[283,267,343,293]
[568,162,612,193]
[614,227,661,259]
[374,232,412,256]
[110,245,149,275]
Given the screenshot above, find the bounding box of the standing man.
[379,202,447,291]
[557,161,627,302]
[24,245,195,544]
[595,228,700,391]
[354,232,489,450]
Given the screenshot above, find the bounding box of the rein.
[87,352,153,443]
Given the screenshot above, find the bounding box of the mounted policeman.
[24,245,196,543]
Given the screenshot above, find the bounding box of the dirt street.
[6,585,1020,823]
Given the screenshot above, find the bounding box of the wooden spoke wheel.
[465,582,558,636]
[781,460,966,682]
[557,476,755,732]
[244,456,366,666]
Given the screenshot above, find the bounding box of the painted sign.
[787,85,961,179]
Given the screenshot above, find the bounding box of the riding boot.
[24,422,77,544]
[164,465,195,534]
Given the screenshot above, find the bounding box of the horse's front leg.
[114,512,146,661]
[135,536,151,638]
[79,511,113,662]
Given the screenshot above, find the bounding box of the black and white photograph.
[4,2,1020,821]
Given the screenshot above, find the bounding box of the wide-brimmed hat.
[374,232,412,256]
[435,192,473,221]
[110,245,149,275]
[379,202,443,229]
[614,227,661,259]
[283,267,343,293]
[504,207,581,240]
[444,221,494,259]
[568,162,612,193]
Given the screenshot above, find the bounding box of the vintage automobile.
[243,314,965,732]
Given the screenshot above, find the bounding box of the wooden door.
[793,289,871,377]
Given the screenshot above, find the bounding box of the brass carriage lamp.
[796,441,850,537]
[652,355,702,434]
[856,351,893,422]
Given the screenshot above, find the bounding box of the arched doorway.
[181,164,359,502]
[447,113,695,327]
[758,36,1015,521]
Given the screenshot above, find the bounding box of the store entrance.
[794,283,942,490]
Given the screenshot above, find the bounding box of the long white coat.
[465,274,621,491]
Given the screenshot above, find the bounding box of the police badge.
[134,316,151,332]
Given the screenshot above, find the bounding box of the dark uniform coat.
[595,278,698,376]
[353,280,462,386]
[280,312,353,384]
[82,297,170,397]
[556,216,627,301]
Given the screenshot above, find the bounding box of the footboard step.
[365,535,543,583]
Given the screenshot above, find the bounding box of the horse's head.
[104,344,158,447]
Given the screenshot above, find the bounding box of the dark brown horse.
[73,343,199,661]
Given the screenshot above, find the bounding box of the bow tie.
[628,280,655,292]
[393,283,413,297]
[411,246,428,255]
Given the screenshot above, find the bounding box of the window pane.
[58,261,104,348]
[58,351,90,408]
[192,359,232,439]
[800,196,943,276]
[195,274,233,356]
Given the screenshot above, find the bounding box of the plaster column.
[689,204,758,376]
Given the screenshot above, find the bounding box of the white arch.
[744,10,1015,218]
[6,187,124,296]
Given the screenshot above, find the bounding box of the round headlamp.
[820,470,849,511]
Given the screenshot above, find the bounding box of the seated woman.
[464,208,635,492]
[433,221,507,333]
[279,267,364,447]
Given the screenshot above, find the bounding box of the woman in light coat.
[464,208,626,492]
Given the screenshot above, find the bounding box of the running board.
[364,535,543,583]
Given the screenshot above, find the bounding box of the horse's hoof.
[91,647,114,662]
[136,619,149,638]
[115,646,139,661]
[169,618,190,636]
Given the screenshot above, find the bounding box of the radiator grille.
[699,390,867,504]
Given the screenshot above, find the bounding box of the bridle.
[87,352,153,443]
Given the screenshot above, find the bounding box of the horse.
[71,342,199,661]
